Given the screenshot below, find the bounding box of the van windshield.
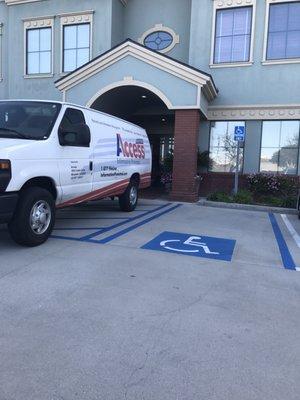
[0,101,61,140]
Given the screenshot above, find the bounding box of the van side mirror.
[59,123,91,147]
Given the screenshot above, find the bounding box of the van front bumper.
[0,192,18,224]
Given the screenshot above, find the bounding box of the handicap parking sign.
[142,231,236,261]
[234,126,245,142]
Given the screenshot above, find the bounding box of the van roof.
[0,99,145,131]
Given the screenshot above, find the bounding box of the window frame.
[263,0,300,65]
[210,0,256,68]
[138,24,179,54]
[58,107,90,148]
[208,121,246,173]
[23,17,54,78]
[62,23,91,73]
[259,120,300,175]
[59,12,93,75]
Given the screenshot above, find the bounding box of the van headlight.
[0,160,11,192]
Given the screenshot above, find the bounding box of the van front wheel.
[8,187,55,247]
[119,181,139,212]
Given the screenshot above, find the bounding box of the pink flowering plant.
[247,173,299,207]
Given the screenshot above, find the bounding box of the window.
[59,108,89,147]
[63,24,90,72]
[144,31,173,51]
[209,121,245,172]
[26,27,52,75]
[213,7,253,64]
[0,101,61,140]
[60,108,86,128]
[267,2,300,60]
[139,24,179,53]
[159,136,174,162]
[260,121,299,174]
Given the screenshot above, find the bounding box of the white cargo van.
[0,100,152,246]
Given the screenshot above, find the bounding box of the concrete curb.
[198,199,298,215]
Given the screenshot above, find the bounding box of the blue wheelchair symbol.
[234,126,245,142]
[142,231,236,261]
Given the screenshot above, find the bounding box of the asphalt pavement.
[0,199,299,400]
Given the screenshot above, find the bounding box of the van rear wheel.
[119,181,139,212]
[8,187,55,247]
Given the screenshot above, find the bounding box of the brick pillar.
[171,109,200,202]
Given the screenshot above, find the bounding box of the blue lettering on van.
[116,134,145,159]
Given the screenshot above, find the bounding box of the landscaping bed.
[206,173,299,209]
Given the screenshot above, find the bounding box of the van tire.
[119,181,139,212]
[8,187,55,247]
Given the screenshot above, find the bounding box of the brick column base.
[171,109,200,202]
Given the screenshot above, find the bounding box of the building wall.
[1,0,299,107]
[189,0,300,106]
[123,0,192,63]
[1,0,300,180]
[0,0,113,101]
[111,0,124,47]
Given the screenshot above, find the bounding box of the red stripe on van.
[57,173,151,208]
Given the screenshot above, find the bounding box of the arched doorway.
[56,39,218,202]
[90,85,175,191]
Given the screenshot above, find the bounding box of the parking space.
[52,200,181,243]
[1,201,300,400]
[1,199,300,272]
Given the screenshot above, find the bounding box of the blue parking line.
[80,203,171,241]
[269,213,296,271]
[50,235,84,242]
[53,227,107,231]
[97,204,182,244]
[57,217,129,220]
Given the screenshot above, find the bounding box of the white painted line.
[281,214,300,248]
[281,214,300,271]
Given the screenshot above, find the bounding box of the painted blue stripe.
[268,213,296,271]
[80,203,171,241]
[53,227,107,231]
[51,235,83,242]
[57,217,129,220]
[98,204,182,244]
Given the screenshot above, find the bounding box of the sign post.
[233,126,245,195]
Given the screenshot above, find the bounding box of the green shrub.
[281,196,297,209]
[233,189,253,204]
[207,191,233,203]
[257,196,283,207]
[248,173,299,208]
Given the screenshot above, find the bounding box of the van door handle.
[89,161,93,171]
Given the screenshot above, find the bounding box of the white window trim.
[262,0,300,65]
[23,16,54,78]
[138,24,179,54]
[0,23,3,82]
[210,0,256,68]
[60,11,94,75]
